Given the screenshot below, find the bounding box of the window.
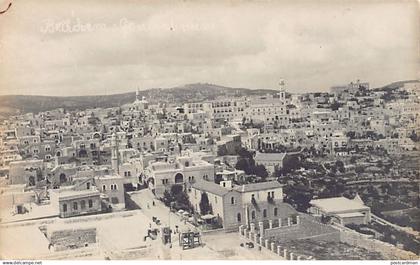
[274,207,278,217]
[81,200,86,209]
[86,182,91,190]
[111,197,119,204]
[102,185,106,191]
[73,202,78,210]
[251,211,256,220]
[231,197,235,205]
[88,199,93,208]
[237,213,241,222]
[63,203,67,212]
[263,209,267,218]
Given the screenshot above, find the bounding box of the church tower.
[111,132,120,174]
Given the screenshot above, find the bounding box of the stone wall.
[336,225,419,260]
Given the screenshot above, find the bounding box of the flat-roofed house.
[308,195,371,225]
[50,180,101,218]
[254,152,286,174]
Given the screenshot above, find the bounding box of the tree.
[284,184,313,212]
[162,185,192,211]
[254,164,268,180]
[331,101,343,111]
[281,155,301,174]
[409,130,419,142]
[235,158,251,174]
[238,147,253,159]
[335,160,345,173]
[199,192,212,215]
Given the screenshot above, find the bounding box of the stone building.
[189,180,293,231]
[50,178,102,218]
[144,152,215,197]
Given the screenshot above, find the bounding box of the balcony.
[251,197,260,212]
[267,195,275,204]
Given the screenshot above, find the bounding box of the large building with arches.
[144,152,215,197]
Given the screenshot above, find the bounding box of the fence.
[238,224,314,260]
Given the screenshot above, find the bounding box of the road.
[128,189,283,260]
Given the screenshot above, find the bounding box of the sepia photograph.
[0,0,419,263]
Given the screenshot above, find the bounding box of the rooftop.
[254,152,286,161]
[192,181,232,196]
[310,196,369,213]
[234,181,283,192]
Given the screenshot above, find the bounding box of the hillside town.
[0,80,419,260]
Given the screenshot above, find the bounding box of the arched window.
[251,210,256,220]
[237,213,241,222]
[263,209,267,218]
[102,185,106,191]
[80,200,86,209]
[231,197,235,205]
[175,173,184,184]
[88,199,93,208]
[73,202,78,210]
[63,203,67,212]
[59,173,67,183]
[274,207,278,217]
[86,182,91,190]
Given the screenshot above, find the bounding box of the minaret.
[278,79,286,100]
[111,132,120,174]
[135,87,140,102]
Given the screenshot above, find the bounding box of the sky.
[0,0,418,96]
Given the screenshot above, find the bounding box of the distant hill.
[374,80,419,91]
[1,80,416,118]
[0,83,277,117]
